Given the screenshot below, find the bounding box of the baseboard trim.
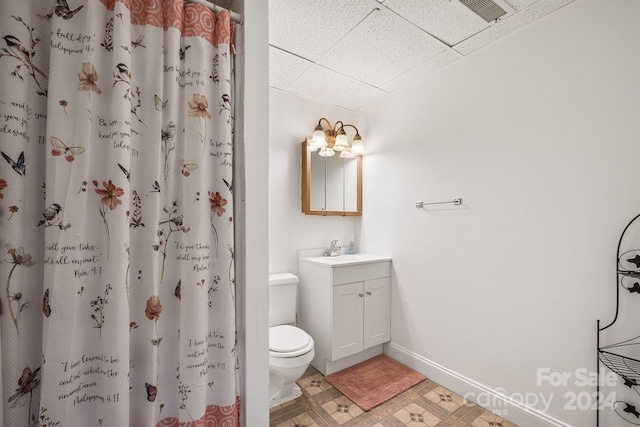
[384,343,574,427]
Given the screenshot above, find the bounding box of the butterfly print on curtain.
[179,159,198,177]
[49,136,85,162]
[145,382,157,402]
[38,0,84,21]
[43,288,51,317]
[1,151,25,176]
[8,365,40,427]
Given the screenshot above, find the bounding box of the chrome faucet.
[324,240,341,257]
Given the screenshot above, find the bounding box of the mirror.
[301,140,362,216]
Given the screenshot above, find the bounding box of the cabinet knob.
[366,291,372,295]
[358,293,364,297]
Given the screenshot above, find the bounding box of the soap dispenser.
[346,234,357,254]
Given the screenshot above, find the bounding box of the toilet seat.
[269,325,314,358]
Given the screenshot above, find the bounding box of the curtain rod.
[186,0,243,24]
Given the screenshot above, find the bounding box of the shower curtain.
[0,0,239,425]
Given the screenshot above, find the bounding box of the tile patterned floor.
[270,365,518,427]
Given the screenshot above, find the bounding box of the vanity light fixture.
[310,118,365,157]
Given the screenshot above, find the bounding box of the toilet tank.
[269,273,299,327]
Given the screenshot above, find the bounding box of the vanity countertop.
[300,254,391,267]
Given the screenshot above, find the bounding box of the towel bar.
[415,198,462,208]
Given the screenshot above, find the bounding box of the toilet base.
[269,381,302,407]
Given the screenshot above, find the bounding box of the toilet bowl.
[269,324,315,406]
[268,273,315,406]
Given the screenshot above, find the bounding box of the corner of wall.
[233,0,270,425]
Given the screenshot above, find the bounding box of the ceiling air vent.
[459,0,514,23]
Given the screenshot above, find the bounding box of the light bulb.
[339,147,353,158]
[312,126,327,149]
[334,132,348,151]
[307,139,318,152]
[351,134,365,154]
[318,147,335,157]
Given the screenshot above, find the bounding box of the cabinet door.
[331,282,364,361]
[364,277,390,349]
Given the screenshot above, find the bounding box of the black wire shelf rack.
[598,213,640,426]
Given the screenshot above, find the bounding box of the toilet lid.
[269,325,311,353]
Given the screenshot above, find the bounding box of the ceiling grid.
[268,0,576,111]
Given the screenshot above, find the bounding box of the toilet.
[269,273,315,407]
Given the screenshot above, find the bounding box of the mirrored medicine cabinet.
[301,139,362,216]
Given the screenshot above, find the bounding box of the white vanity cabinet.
[298,254,391,375]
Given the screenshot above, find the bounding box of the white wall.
[232,0,270,425]
[269,89,360,274]
[355,0,640,425]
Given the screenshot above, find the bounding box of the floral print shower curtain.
[0,0,239,425]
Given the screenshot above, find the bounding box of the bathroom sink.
[300,254,391,267]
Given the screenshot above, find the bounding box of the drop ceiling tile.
[287,65,378,110]
[269,46,314,91]
[343,87,388,111]
[453,0,576,56]
[380,49,462,92]
[317,8,448,87]
[268,0,377,62]
[382,0,488,46]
